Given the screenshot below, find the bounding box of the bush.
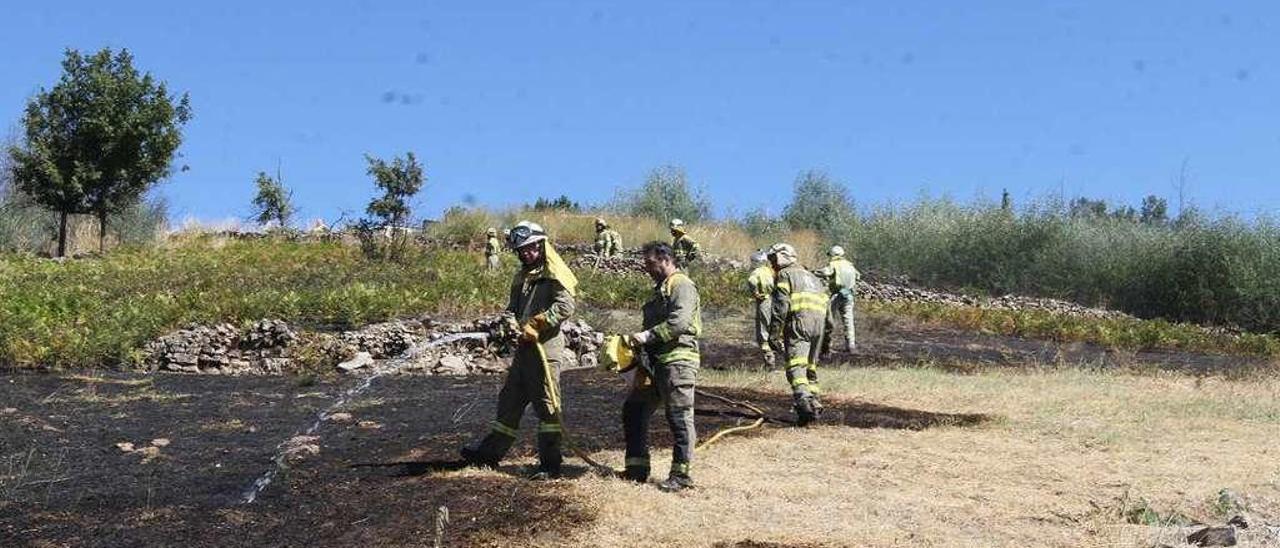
[612,165,711,223]
[839,197,1280,332]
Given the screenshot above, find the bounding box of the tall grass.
[426,207,824,265]
[840,199,1280,332]
[0,189,169,255]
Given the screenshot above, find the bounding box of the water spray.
[240,331,489,504]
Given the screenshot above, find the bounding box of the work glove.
[625,330,652,348]
[519,323,540,343]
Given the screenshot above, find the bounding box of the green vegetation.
[250,171,295,229]
[612,165,712,223]
[7,48,190,256]
[2,235,1277,370]
[834,198,1280,333]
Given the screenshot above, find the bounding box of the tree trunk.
[98,210,107,253]
[57,210,68,258]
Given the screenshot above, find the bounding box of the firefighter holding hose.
[460,221,578,479]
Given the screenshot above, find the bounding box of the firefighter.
[768,243,827,426]
[484,227,501,271]
[593,218,622,259]
[461,221,578,478]
[669,219,701,265]
[819,245,860,353]
[747,250,777,368]
[623,241,702,492]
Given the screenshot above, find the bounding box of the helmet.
[486,227,497,236]
[828,245,845,258]
[669,219,685,233]
[768,243,797,268]
[507,221,547,249]
[750,250,768,265]
[594,217,608,229]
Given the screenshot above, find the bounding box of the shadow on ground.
[0,367,984,547]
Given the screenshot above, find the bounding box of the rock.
[338,352,374,372]
[284,435,321,464]
[136,446,162,463]
[1187,526,1237,547]
[150,438,171,447]
[357,420,383,430]
[435,355,469,376]
[325,412,353,423]
[116,442,136,453]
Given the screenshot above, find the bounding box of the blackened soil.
[0,368,981,547]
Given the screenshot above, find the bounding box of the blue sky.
[2,1,1276,223]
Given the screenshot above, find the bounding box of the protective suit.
[746,251,776,367]
[820,246,860,353]
[624,269,701,488]
[768,244,827,426]
[593,218,622,259]
[462,223,578,476]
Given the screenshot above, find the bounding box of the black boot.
[656,474,694,492]
[793,395,817,427]
[459,446,500,468]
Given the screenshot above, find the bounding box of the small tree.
[8,48,191,255]
[782,170,856,237]
[365,152,424,228]
[531,195,582,212]
[1140,195,1168,225]
[251,171,295,229]
[615,165,711,223]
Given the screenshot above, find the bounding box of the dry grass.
[556,366,1280,547]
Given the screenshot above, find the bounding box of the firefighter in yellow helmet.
[461,221,579,478]
[593,217,622,259]
[669,219,701,265]
[819,245,860,354]
[484,227,501,271]
[768,243,828,426]
[747,250,777,368]
[623,240,702,492]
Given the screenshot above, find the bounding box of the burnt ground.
[0,367,986,548]
[694,309,1275,376]
[2,310,1265,547]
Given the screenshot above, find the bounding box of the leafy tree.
[1140,195,1168,225]
[781,170,856,236]
[250,171,295,228]
[7,48,191,256]
[531,195,582,212]
[364,152,425,228]
[739,207,783,238]
[615,165,711,223]
[1068,197,1109,219]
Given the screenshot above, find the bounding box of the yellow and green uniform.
[747,264,776,354]
[671,232,701,265]
[770,263,828,424]
[485,235,501,270]
[624,270,702,483]
[466,249,576,471]
[594,228,622,258]
[820,257,860,352]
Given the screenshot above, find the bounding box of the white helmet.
[828,245,845,258]
[669,218,685,232]
[507,220,547,249]
[768,243,797,268]
[594,217,608,229]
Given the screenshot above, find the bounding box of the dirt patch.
[701,311,1272,375]
[0,367,978,547]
